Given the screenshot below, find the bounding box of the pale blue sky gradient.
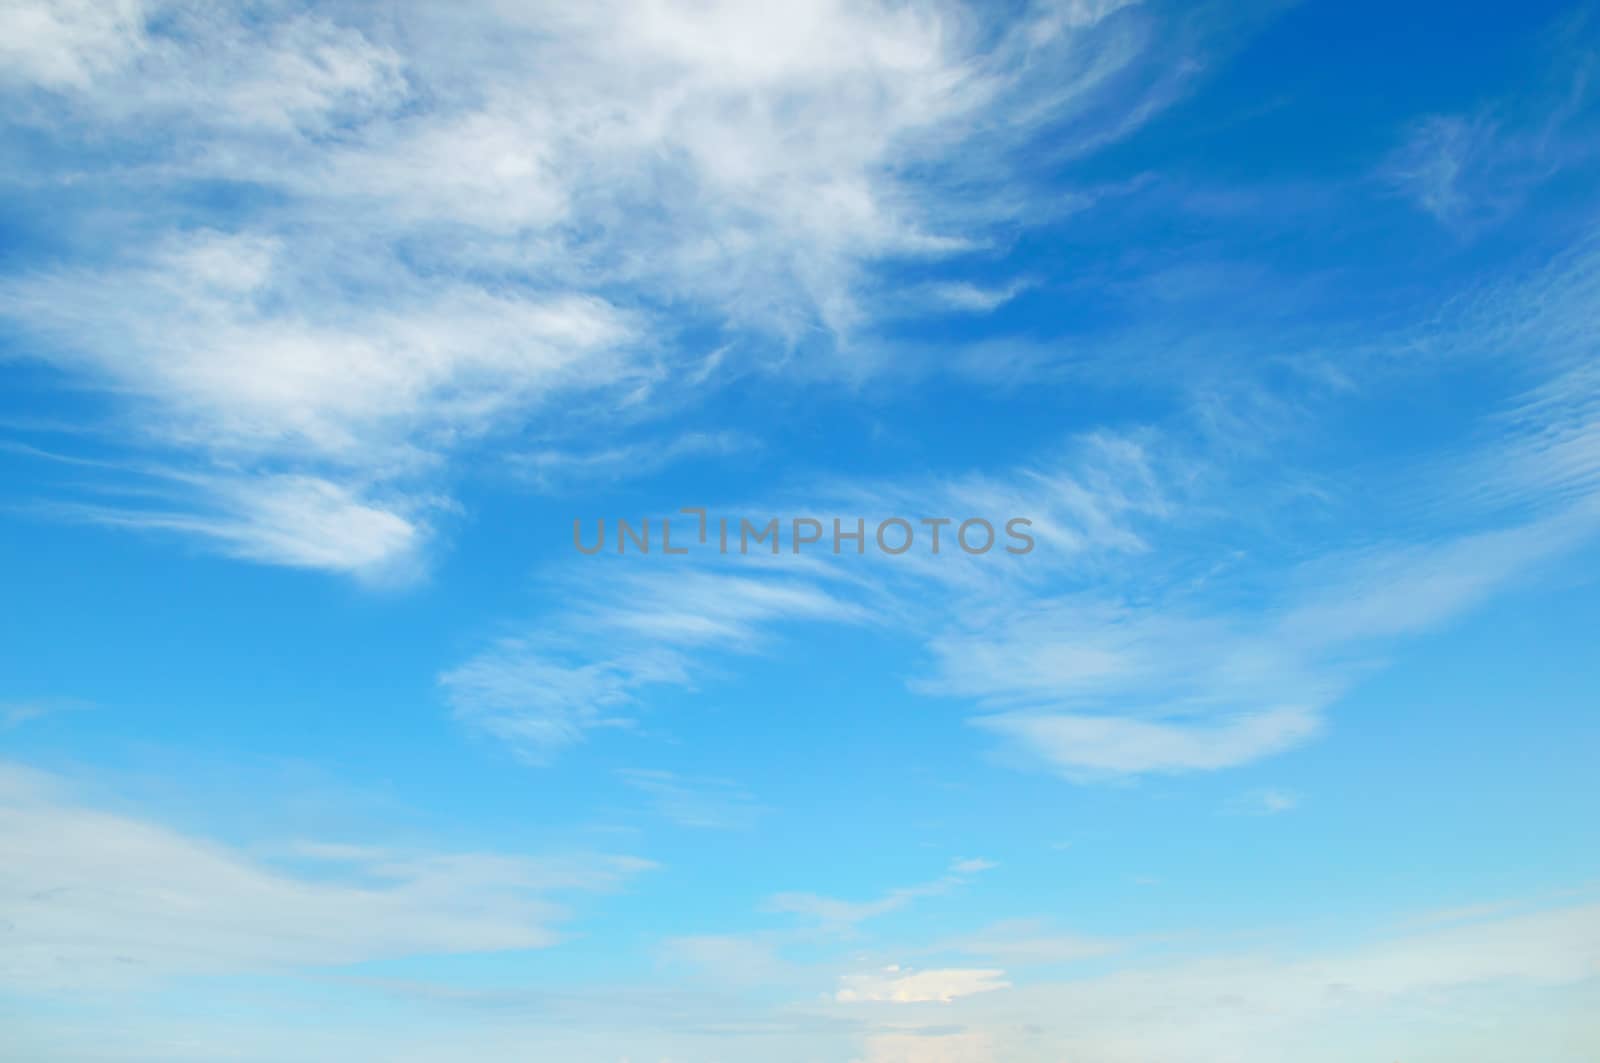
[2,1,1599,1060]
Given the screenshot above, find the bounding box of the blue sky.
[2,0,1599,1059]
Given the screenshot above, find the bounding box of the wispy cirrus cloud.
[1227,787,1300,815]
[51,471,433,583]
[441,565,872,759]
[512,432,757,493]
[0,760,652,990]
[440,328,1600,777]
[922,278,1038,314]
[439,433,1166,758]
[618,768,766,831]
[846,897,1600,1063]
[767,858,996,929]
[928,919,1122,966]
[974,706,1322,779]
[0,0,1188,576]
[836,964,1009,1004]
[0,698,89,730]
[15,872,1588,1063]
[1381,35,1598,232]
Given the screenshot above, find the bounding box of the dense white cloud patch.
[0,0,148,91]
[0,0,1173,573]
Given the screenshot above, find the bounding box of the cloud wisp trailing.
[0,0,1186,574]
[0,760,653,990]
[3,5,1600,1062]
[443,328,1600,779]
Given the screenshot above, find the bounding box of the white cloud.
[3,2,406,130]
[916,469,1600,778]
[1381,49,1595,233]
[439,640,679,759]
[61,472,428,581]
[837,964,1009,1003]
[1385,115,1501,225]
[0,760,651,990]
[439,389,1600,776]
[976,705,1321,778]
[1229,787,1299,815]
[3,230,637,465]
[618,769,765,831]
[659,932,795,986]
[925,278,1035,313]
[0,0,147,91]
[0,0,1179,575]
[933,920,1121,965]
[4,862,1598,1062]
[453,434,1176,759]
[768,858,995,928]
[513,432,756,492]
[1,225,637,575]
[856,1031,999,1063]
[864,899,1600,1063]
[442,565,871,758]
[0,698,89,730]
